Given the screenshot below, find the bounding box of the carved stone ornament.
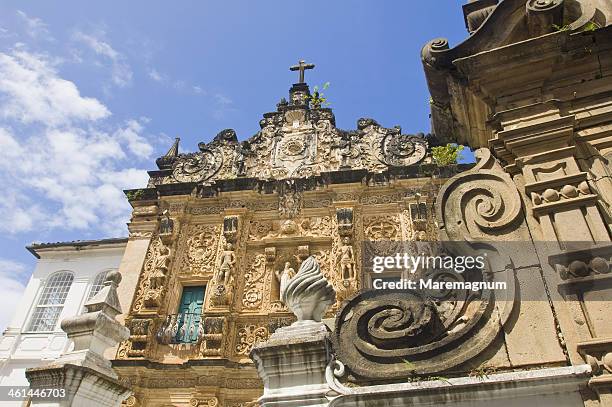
[177,224,221,276]
[133,237,175,312]
[381,132,428,166]
[236,325,269,355]
[149,83,432,186]
[336,207,354,237]
[242,253,266,309]
[280,256,336,322]
[172,149,222,183]
[189,397,218,407]
[333,149,521,380]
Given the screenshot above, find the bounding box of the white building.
[0,238,127,395]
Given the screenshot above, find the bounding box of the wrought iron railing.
[156,312,204,345]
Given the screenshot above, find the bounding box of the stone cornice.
[128,165,472,202]
[327,365,592,406]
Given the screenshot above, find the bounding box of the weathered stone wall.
[422,1,612,405]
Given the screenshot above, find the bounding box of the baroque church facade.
[23,0,612,406]
[113,66,448,405]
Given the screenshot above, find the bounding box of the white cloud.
[212,93,235,119]
[148,68,163,82]
[16,10,51,40]
[0,50,110,125]
[73,30,132,87]
[0,127,23,157]
[148,67,205,95]
[0,26,14,39]
[0,258,28,333]
[0,49,153,236]
[114,119,154,159]
[214,93,232,106]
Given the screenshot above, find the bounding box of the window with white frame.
[87,270,109,300]
[27,271,74,332]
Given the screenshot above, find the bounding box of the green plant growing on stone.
[427,376,453,385]
[469,365,497,381]
[582,21,601,32]
[552,23,570,32]
[401,358,418,377]
[126,189,145,201]
[431,143,464,166]
[552,21,601,33]
[308,82,330,108]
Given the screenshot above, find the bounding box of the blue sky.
[0,1,471,330]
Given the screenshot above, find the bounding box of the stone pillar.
[490,110,610,245]
[26,271,131,407]
[250,256,335,407]
[251,321,332,407]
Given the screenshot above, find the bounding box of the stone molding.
[326,364,592,406]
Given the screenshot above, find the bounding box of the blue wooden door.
[176,286,205,343]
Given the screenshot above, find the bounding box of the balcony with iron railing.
[156,312,225,358]
[156,312,204,345]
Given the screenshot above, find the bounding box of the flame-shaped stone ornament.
[281,256,336,322]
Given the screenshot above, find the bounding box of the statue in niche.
[159,210,174,235]
[150,245,171,290]
[217,243,236,286]
[275,262,295,304]
[339,237,356,280]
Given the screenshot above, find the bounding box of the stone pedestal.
[250,320,332,407]
[26,271,131,407]
[25,364,130,407]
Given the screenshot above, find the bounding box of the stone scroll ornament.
[280,256,336,322]
[171,129,238,183]
[172,149,222,183]
[380,132,427,167]
[333,148,523,380]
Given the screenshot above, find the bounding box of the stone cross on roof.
[290,59,315,84]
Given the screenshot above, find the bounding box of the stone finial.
[155,137,180,169]
[280,256,335,322]
[56,270,130,378]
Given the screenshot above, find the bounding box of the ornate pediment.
[149,81,429,186]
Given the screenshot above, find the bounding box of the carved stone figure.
[159,209,174,235]
[149,245,171,290]
[218,243,236,287]
[275,262,295,304]
[339,237,355,281]
[234,141,250,176]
